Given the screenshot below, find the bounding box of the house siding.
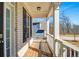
[16,3,23,51]
[16,3,33,56]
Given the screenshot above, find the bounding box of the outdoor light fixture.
[37,7,41,11]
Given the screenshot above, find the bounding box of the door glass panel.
[6,8,10,57]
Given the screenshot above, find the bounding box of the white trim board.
[17,38,33,57]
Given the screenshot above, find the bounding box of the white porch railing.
[47,33,79,57]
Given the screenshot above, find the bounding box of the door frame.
[3,2,16,57]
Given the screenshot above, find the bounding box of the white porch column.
[53,6,60,57]
[47,19,49,34]
[54,7,59,39]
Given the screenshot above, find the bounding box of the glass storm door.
[4,3,16,57]
[6,8,11,57]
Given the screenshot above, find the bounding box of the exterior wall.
[16,2,23,51]
[16,3,33,56]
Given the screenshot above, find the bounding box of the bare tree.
[60,12,71,34]
[72,24,79,34]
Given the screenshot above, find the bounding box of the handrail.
[47,33,79,52]
[46,33,54,38]
[57,38,79,52]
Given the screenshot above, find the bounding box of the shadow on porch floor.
[23,39,53,57]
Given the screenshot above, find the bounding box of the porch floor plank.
[23,39,53,57]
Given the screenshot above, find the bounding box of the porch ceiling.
[24,2,52,18]
[24,2,60,18]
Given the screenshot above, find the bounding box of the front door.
[4,3,16,57]
[0,2,15,57]
[0,3,4,57]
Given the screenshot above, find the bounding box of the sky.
[60,2,79,25]
[33,18,47,23]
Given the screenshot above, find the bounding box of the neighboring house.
[32,22,40,37]
[32,22,47,38]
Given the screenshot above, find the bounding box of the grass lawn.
[63,34,79,37]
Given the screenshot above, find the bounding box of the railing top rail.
[46,33,54,38]
[57,38,79,52]
[47,33,79,52]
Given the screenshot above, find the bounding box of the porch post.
[54,6,59,39]
[53,6,60,57]
[47,19,49,34]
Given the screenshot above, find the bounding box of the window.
[26,15,29,38]
[23,7,32,42]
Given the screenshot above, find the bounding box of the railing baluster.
[70,48,72,57]
[78,52,79,57]
[55,41,59,57]
[63,46,67,57]
[55,40,63,57]
[59,42,63,57]
[74,50,76,57]
[46,33,79,57]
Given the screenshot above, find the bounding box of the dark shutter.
[30,16,32,37]
[23,7,27,43]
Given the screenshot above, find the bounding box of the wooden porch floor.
[23,39,53,57]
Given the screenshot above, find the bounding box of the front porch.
[16,2,79,57]
[0,2,79,57]
[18,34,79,57]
